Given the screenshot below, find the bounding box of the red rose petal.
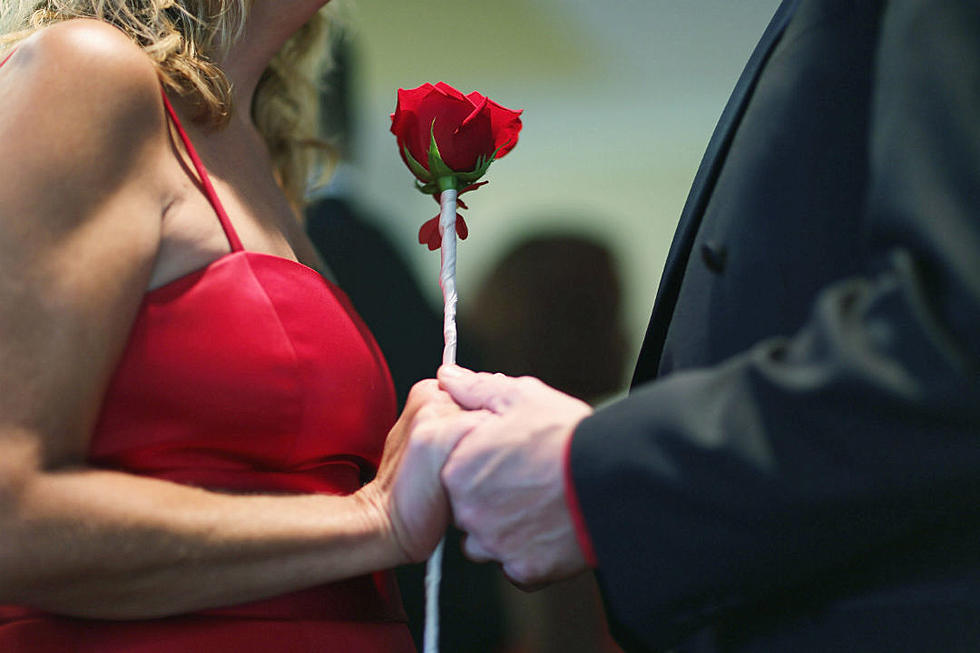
[418,216,439,246]
[460,94,489,130]
[392,84,442,177]
[417,214,468,251]
[435,82,468,101]
[485,99,523,158]
[392,83,522,188]
[459,181,489,196]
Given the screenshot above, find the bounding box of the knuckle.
[487,396,510,413]
[441,462,463,496]
[409,424,435,450]
[504,559,534,586]
[414,404,437,422]
[484,528,508,556]
[411,404,452,434]
[417,378,439,391]
[453,503,478,532]
[516,376,541,392]
[479,371,506,389]
[407,379,438,402]
[462,535,489,561]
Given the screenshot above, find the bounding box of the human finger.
[460,532,495,564]
[411,408,491,471]
[377,383,463,480]
[410,392,466,426]
[385,410,488,562]
[395,380,459,431]
[403,379,445,412]
[437,365,520,413]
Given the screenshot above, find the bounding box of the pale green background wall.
[338,0,782,381]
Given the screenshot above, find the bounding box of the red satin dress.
[0,56,414,652]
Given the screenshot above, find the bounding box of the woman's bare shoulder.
[0,19,168,223]
[3,18,160,103]
[0,19,165,162]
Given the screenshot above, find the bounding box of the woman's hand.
[358,380,489,564]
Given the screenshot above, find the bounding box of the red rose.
[391,83,522,250]
[390,82,522,183]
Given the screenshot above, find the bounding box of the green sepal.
[402,144,433,184]
[426,122,458,188]
[455,153,493,184]
[415,179,440,195]
[411,123,510,197]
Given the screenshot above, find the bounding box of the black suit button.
[700,242,727,273]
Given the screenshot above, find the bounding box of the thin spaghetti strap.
[160,88,244,252]
[0,50,15,68]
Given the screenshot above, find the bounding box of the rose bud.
[390,82,522,187]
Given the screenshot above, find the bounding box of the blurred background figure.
[464,233,628,653]
[467,234,628,404]
[306,31,505,652]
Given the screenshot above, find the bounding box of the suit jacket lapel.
[631,0,801,388]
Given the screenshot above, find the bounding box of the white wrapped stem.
[423,186,458,653]
[438,187,459,366]
[423,539,445,653]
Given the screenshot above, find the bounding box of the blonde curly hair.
[0,1,337,207]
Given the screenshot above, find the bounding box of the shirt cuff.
[562,428,599,568]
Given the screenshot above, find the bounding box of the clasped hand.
[376,366,594,589]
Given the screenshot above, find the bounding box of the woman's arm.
[3,463,393,618]
[0,20,449,619]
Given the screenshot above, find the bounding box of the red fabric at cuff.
[563,430,599,568]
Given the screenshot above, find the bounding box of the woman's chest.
[91,252,397,492]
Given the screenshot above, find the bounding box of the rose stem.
[438,184,459,366]
[424,179,458,653]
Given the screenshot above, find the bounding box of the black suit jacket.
[570,1,980,651]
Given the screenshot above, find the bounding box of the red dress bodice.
[0,58,413,651]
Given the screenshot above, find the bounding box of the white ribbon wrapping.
[438,188,459,367]
[423,186,458,653]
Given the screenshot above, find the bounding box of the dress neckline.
[146,249,331,299]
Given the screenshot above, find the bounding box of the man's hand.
[434,365,594,588]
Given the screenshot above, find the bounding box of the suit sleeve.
[569,1,980,649]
